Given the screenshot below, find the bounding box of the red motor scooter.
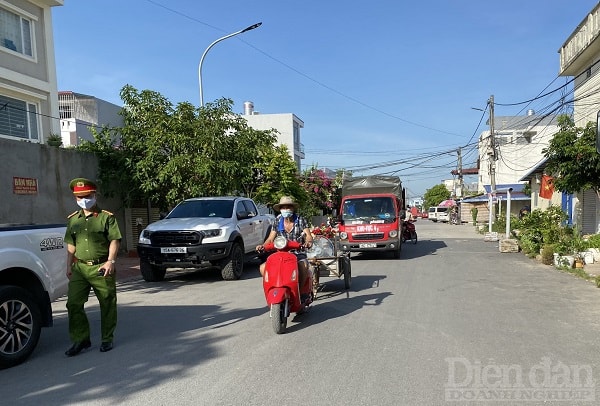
[402,220,418,244]
[261,236,314,334]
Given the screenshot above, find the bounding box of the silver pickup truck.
[0,224,68,368]
[137,196,274,282]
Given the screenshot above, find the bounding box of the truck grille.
[151,231,203,246]
[352,233,384,241]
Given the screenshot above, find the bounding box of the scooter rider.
[401,205,413,236]
[256,196,314,294]
[404,205,414,222]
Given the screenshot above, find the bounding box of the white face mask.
[77,197,96,210]
[280,209,294,218]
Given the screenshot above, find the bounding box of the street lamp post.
[198,22,262,107]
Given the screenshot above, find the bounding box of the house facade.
[478,112,558,192]
[469,111,558,221]
[241,101,305,171]
[557,1,600,234]
[0,0,63,144]
[0,1,134,250]
[58,91,123,146]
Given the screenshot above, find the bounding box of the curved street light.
[198,22,262,107]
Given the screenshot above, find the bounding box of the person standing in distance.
[64,178,122,356]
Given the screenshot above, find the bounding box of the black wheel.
[221,243,244,280]
[411,231,418,244]
[140,260,166,282]
[271,302,287,334]
[341,256,351,290]
[0,286,42,369]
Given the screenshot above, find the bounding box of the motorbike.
[260,236,314,334]
[402,220,417,244]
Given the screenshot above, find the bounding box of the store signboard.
[13,177,38,195]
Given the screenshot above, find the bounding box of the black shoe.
[99,342,113,352]
[65,340,91,357]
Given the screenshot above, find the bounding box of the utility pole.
[457,148,463,198]
[488,95,496,233]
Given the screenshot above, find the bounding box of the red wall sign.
[13,177,38,195]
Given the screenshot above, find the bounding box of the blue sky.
[52,1,599,198]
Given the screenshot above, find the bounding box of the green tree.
[423,184,451,209]
[543,114,600,199]
[78,85,279,210]
[251,145,307,208]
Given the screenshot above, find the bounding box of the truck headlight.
[339,232,348,240]
[389,230,398,238]
[139,230,152,245]
[202,229,221,238]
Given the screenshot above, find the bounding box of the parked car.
[137,196,274,281]
[428,206,449,222]
[437,207,450,223]
[0,224,68,368]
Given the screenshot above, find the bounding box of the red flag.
[539,175,554,199]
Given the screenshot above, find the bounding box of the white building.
[478,111,558,192]
[241,101,305,171]
[0,0,63,144]
[58,91,123,146]
[557,1,600,233]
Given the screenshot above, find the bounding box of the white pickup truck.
[137,196,274,282]
[0,224,68,368]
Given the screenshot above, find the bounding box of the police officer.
[64,178,122,356]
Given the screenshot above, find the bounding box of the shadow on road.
[118,262,262,294]
[287,290,393,333]
[284,274,391,333]
[347,239,449,262]
[14,302,265,405]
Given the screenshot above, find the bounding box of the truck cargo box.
[341,175,402,199]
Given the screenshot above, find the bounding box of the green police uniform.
[65,206,122,344]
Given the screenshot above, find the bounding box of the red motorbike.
[261,236,314,334]
[402,220,417,244]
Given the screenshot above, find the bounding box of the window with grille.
[0,5,34,57]
[0,94,40,141]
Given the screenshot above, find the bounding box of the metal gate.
[581,189,598,234]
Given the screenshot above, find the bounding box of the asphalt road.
[2,220,600,405]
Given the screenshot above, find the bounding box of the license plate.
[160,247,186,254]
[359,243,377,248]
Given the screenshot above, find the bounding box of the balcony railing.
[559,3,600,75]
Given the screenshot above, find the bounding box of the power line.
[143,0,466,138]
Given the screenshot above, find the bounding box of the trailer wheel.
[341,256,352,290]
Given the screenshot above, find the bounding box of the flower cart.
[306,224,352,295]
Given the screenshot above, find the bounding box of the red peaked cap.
[69,178,97,196]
